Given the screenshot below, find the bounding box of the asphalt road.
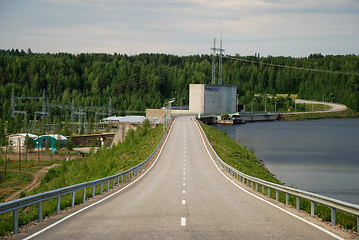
[16,116,346,240]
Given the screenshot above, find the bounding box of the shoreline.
[278,99,358,121]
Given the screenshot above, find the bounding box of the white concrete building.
[146,84,238,121]
[189,84,237,115]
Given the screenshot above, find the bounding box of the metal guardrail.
[195,118,359,237]
[0,122,172,235]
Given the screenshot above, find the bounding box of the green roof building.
[35,134,68,149]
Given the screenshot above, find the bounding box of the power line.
[225,56,359,76]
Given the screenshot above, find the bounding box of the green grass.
[200,122,357,233]
[200,122,280,183]
[0,122,164,236]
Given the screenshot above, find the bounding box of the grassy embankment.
[0,122,163,236]
[200,122,357,233]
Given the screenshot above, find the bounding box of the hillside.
[0,50,358,136]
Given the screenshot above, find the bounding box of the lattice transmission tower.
[210,38,225,85]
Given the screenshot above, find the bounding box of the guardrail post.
[100,184,103,195]
[107,181,110,192]
[268,187,271,198]
[83,188,86,204]
[71,192,75,207]
[92,186,95,199]
[286,193,289,205]
[112,179,115,189]
[117,177,119,187]
[56,196,61,214]
[246,179,249,186]
[262,185,265,194]
[13,209,19,234]
[251,181,253,189]
[38,201,43,222]
[121,175,124,184]
[255,183,258,192]
[331,207,336,226]
[296,196,300,210]
[276,190,279,201]
[311,201,315,217]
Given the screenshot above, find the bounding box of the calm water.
[214,118,359,205]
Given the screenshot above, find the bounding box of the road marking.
[182,200,186,205]
[183,177,185,180]
[183,190,186,194]
[194,118,344,240]
[22,118,177,240]
[183,183,186,186]
[183,171,185,175]
[181,217,186,226]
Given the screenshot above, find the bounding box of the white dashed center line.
[181,217,186,226]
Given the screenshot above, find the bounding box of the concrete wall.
[189,84,205,115]
[111,122,138,147]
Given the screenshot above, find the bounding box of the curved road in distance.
[294,99,347,113]
[15,116,348,240]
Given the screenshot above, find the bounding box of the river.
[213,118,359,205]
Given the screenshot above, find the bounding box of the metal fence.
[0,121,172,234]
[195,118,359,238]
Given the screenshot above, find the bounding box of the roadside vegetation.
[0,120,163,236]
[200,122,357,233]
[200,122,280,183]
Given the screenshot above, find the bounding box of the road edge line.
[193,118,343,240]
[23,119,176,240]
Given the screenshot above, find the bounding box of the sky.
[0,0,358,57]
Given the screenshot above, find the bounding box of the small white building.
[8,133,38,149]
[101,116,147,125]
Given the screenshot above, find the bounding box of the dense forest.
[0,49,358,134]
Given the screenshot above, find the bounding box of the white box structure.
[189,84,237,115]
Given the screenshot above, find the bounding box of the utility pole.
[211,38,217,85]
[11,88,15,118]
[4,137,7,176]
[18,138,21,173]
[218,38,224,85]
[71,97,75,131]
[109,97,112,116]
[265,94,267,113]
[25,134,28,162]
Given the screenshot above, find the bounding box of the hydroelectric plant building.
[189,84,237,115]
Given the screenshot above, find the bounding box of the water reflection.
[214,118,359,204]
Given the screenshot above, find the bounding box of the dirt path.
[4,164,59,202]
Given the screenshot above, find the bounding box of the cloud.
[1,0,358,56]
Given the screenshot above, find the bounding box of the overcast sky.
[0,0,358,57]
